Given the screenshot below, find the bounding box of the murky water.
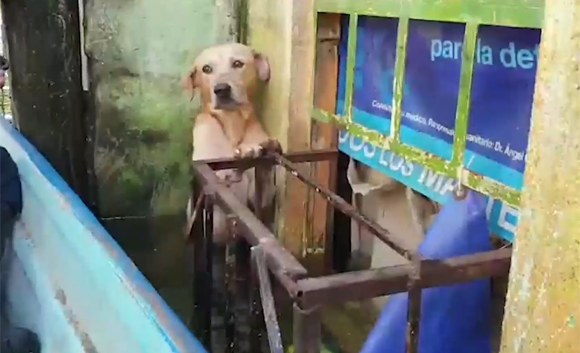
[102,215,193,322]
[101,215,353,353]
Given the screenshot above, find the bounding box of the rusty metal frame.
[189,149,512,353]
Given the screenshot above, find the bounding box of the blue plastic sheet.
[360,191,493,353]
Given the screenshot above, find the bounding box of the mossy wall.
[84,0,237,217]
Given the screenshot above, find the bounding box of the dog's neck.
[207,104,256,147]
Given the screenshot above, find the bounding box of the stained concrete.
[84,0,238,218]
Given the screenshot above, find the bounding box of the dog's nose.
[213,83,232,98]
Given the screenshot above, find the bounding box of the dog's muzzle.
[214,83,232,99]
[213,83,240,109]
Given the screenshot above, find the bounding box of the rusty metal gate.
[187,149,511,353]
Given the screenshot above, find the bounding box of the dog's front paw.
[234,144,264,159]
[259,138,282,154]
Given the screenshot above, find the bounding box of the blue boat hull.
[1,118,207,353]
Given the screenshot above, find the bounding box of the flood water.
[101,215,353,353]
[102,215,193,323]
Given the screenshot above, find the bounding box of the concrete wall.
[84,0,237,217]
[246,0,321,256]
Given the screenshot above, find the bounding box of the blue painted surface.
[0,118,208,353]
[336,16,540,242]
[360,192,493,353]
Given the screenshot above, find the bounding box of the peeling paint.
[312,109,522,207]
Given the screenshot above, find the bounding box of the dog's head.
[0,55,8,89]
[182,43,270,111]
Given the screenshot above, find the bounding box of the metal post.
[233,237,252,353]
[191,189,214,351]
[249,246,265,353]
[203,194,214,352]
[252,246,284,353]
[406,254,423,353]
[292,303,322,353]
[211,243,227,353]
[500,1,580,351]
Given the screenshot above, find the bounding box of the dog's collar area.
[208,110,250,147]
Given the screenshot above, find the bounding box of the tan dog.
[183,43,279,244]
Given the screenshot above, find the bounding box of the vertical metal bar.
[191,183,212,350]
[343,14,359,122]
[405,278,422,353]
[450,23,478,170]
[203,193,214,352]
[252,246,284,353]
[390,17,410,142]
[190,179,203,336]
[211,243,227,353]
[254,166,266,221]
[250,251,265,353]
[233,237,252,353]
[225,242,236,353]
[292,303,322,353]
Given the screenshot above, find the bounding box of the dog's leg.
[405,187,439,237]
[233,122,279,233]
[190,113,240,244]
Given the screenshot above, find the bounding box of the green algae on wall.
[84,0,237,217]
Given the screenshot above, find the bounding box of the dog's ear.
[253,51,270,82]
[181,66,197,101]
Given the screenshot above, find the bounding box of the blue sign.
[336,17,541,242]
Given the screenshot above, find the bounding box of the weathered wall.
[500,0,580,351]
[246,0,321,256]
[84,0,237,217]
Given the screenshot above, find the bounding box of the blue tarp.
[360,191,493,353]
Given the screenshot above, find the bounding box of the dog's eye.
[232,60,244,69]
[202,65,212,74]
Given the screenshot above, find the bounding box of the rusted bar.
[272,268,302,299]
[191,189,214,350]
[189,179,204,337]
[205,148,338,171]
[254,163,266,221]
[224,242,235,353]
[252,246,285,353]
[406,284,422,353]
[271,151,419,261]
[203,193,214,352]
[211,243,227,353]
[192,163,308,279]
[249,250,265,353]
[296,248,511,308]
[233,238,252,353]
[406,257,422,353]
[184,192,205,242]
[292,303,322,353]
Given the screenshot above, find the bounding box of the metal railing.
[187,149,511,353]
